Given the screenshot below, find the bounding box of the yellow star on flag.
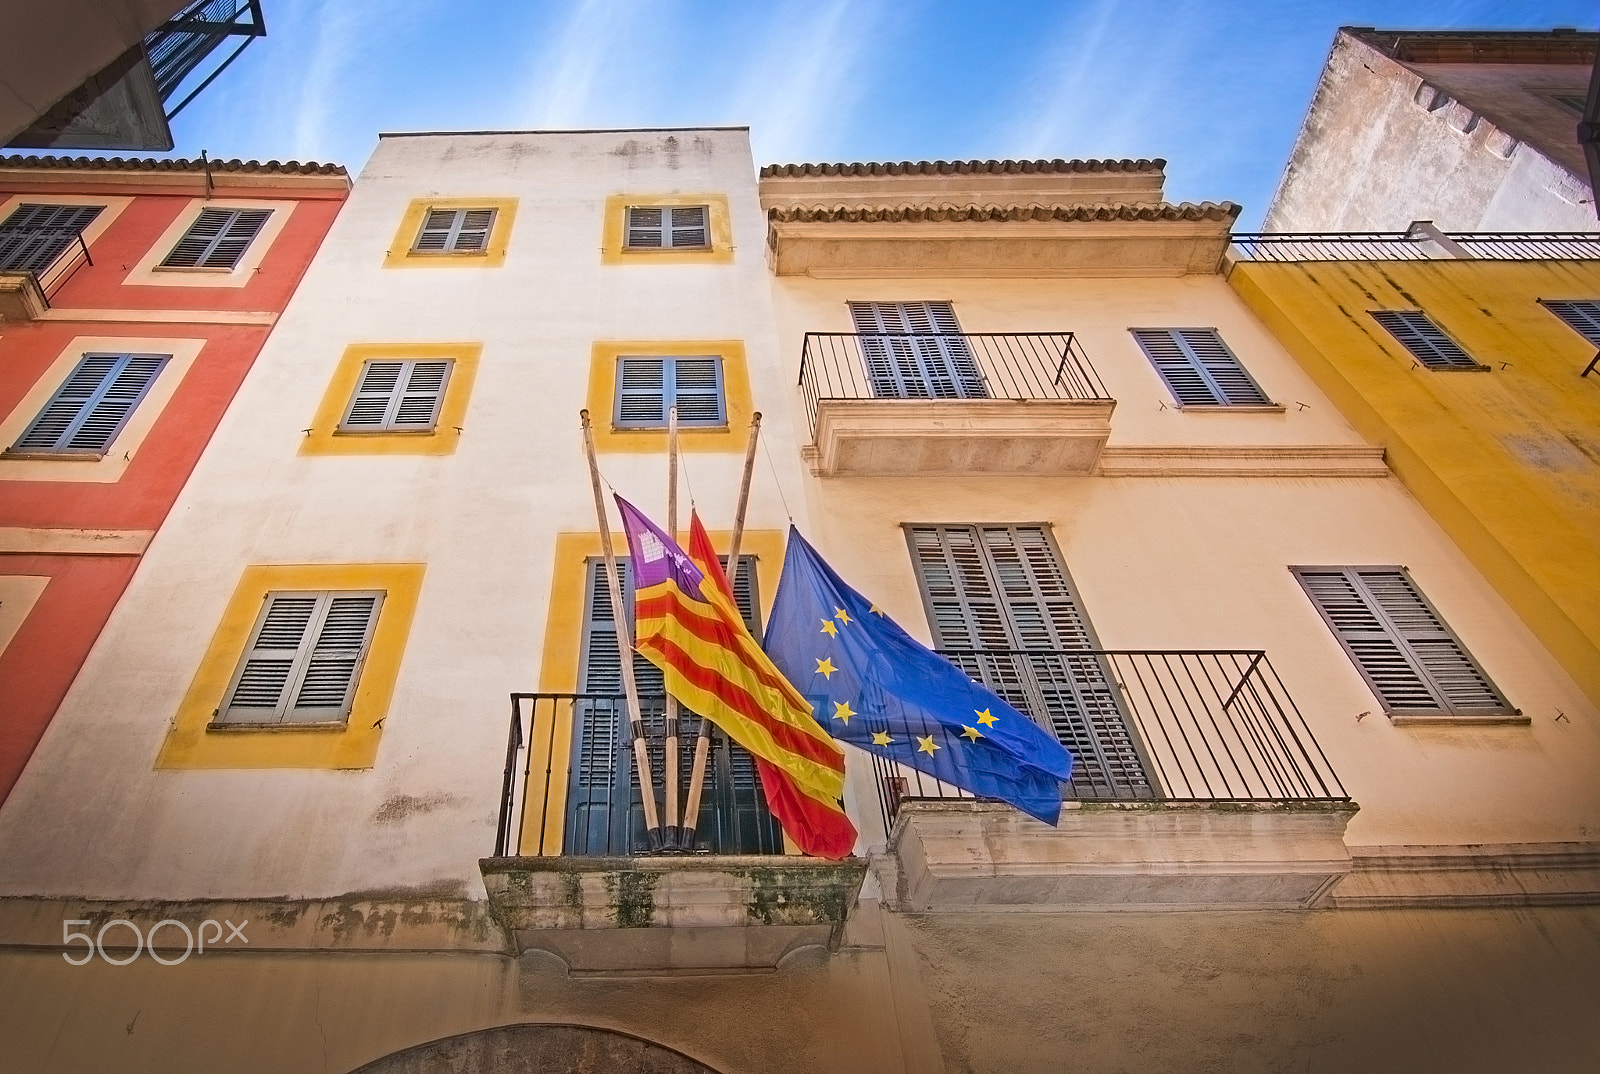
[961,725,983,741]
[815,657,837,679]
[820,619,838,637]
[869,603,885,616]
[975,708,998,728]
[833,700,855,724]
[835,607,853,625]
[917,735,940,755]
[871,730,893,746]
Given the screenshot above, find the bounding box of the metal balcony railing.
[1231,232,1600,262]
[798,332,1111,439]
[145,0,267,121]
[875,649,1348,830]
[495,693,785,858]
[0,230,93,306]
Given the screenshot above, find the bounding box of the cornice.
[760,158,1165,178]
[768,201,1241,224]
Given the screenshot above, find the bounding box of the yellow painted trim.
[601,194,734,265]
[383,197,518,268]
[526,529,786,855]
[157,563,425,769]
[585,340,750,453]
[301,343,481,456]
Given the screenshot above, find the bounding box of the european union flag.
[764,528,1073,825]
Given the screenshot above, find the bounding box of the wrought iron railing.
[495,693,785,858]
[798,332,1111,439]
[145,0,267,120]
[0,230,93,305]
[1231,231,1600,262]
[874,649,1348,830]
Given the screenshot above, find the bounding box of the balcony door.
[849,301,988,400]
[906,524,1153,799]
[565,556,782,854]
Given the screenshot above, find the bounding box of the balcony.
[1230,230,1600,262]
[879,649,1357,912]
[0,229,93,321]
[480,693,866,974]
[799,332,1115,476]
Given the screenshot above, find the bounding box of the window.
[849,301,987,399]
[0,203,103,273]
[1369,310,1483,370]
[1131,328,1271,406]
[215,591,384,725]
[412,208,497,254]
[1540,299,1600,347]
[613,356,725,428]
[625,205,709,249]
[905,524,1151,798]
[1293,567,1514,718]
[159,207,271,270]
[339,359,453,432]
[9,352,167,455]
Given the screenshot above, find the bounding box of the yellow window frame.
[385,197,518,268]
[302,342,481,456]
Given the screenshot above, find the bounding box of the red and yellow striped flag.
[614,495,856,858]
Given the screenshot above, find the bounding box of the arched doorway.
[349,1022,725,1074]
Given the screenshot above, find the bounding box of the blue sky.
[163,0,1596,227]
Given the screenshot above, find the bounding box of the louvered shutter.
[1541,300,1600,347]
[615,359,667,427]
[411,208,497,253]
[1295,567,1512,716]
[1369,311,1481,369]
[624,205,711,249]
[0,204,103,272]
[613,357,725,428]
[849,301,987,399]
[668,357,725,424]
[160,208,271,269]
[413,210,459,252]
[625,207,665,248]
[667,206,708,247]
[1131,328,1270,406]
[339,359,452,431]
[217,591,383,724]
[907,525,1152,799]
[11,353,167,455]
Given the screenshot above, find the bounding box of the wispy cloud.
[519,0,664,129]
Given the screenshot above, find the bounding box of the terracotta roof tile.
[767,201,1240,223]
[0,154,347,176]
[759,158,1164,178]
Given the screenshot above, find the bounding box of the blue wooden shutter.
[340,359,452,431]
[614,358,725,428]
[11,353,167,454]
[217,591,384,724]
[1295,567,1512,716]
[849,301,987,399]
[1369,311,1481,369]
[1131,328,1270,406]
[161,208,271,269]
[615,358,668,427]
[668,357,725,425]
[1541,300,1600,347]
[0,203,103,272]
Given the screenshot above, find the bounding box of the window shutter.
[906,524,1151,798]
[218,591,383,724]
[668,357,725,424]
[849,301,987,399]
[615,358,668,427]
[626,207,664,248]
[1132,328,1270,406]
[1541,300,1600,347]
[667,206,708,248]
[340,359,452,432]
[624,205,710,249]
[0,203,103,272]
[414,210,459,252]
[160,208,271,269]
[11,353,167,454]
[412,208,496,254]
[1369,310,1481,369]
[1294,567,1512,716]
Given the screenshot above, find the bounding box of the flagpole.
[662,404,683,849]
[682,411,762,848]
[580,409,662,850]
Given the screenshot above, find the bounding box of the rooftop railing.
[798,331,1110,440]
[1231,231,1600,262]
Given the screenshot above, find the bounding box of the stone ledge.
[1097,444,1389,477]
[0,272,47,322]
[480,855,868,974]
[889,799,1358,912]
[1330,843,1600,908]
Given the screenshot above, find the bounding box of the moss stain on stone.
[602,870,657,928]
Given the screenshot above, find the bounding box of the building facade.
[1264,28,1599,232]
[0,153,348,804]
[0,131,1596,1073]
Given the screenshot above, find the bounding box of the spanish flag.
[614,495,856,858]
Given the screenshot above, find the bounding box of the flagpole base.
[678,826,697,851]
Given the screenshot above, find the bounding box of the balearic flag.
[763,528,1074,825]
[613,496,853,855]
[685,512,857,859]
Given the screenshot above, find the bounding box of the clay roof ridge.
[759,158,1166,178]
[0,154,347,175]
[767,200,1241,223]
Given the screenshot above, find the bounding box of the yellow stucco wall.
[1229,259,1600,706]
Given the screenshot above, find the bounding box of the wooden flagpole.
[662,404,683,849]
[681,411,762,849]
[580,409,662,850]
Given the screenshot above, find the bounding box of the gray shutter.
[625,207,665,248]
[1541,300,1600,347]
[1369,310,1481,369]
[907,524,1152,798]
[414,209,459,252]
[340,359,452,431]
[614,359,667,427]
[217,591,383,725]
[0,203,103,272]
[849,302,987,400]
[1295,567,1512,716]
[1132,328,1270,406]
[11,353,167,454]
[160,208,271,269]
[667,206,708,248]
[451,209,495,252]
[668,357,725,425]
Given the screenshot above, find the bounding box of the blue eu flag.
[764,528,1073,825]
